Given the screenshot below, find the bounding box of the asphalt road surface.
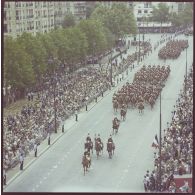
[4,33,193,192]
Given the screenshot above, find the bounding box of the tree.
[62,13,76,28]
[152,3,170,32]
[17,32,47,79]
[181,3,193,26]
[152,3,170,23]
[78,19,107,56]
[169,3,193,27]
[4,36,35,97]
[91,3,137,40]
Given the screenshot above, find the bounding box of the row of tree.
[152,3,193,27]
[3,3,137,99]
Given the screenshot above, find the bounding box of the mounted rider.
[113,117,120,127]
[96,134,102,143]
[96,134,103,150]
[107,135,115,150]
[86,133,91,142]
[83,148,91,167]
[108,134,113,143]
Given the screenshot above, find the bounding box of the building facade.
[4,1,87,37]
[4,1,55,37]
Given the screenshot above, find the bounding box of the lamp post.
[110,50,113,86]
[158,90,162,191]
[138,28,140,64]
[185,46,188,95]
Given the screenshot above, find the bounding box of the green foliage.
[169,3,193,27]
[78,19,107,56]
[4,36,35,90]
[17,32,47,78]
[91,3,137,39]
[152,3,170,23]
[62,13,76,28]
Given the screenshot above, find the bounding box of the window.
[16,10,20,20]
[4,11,7,20]
[4,24,8,33]
[138,10,141,14]
[144,10,148,14]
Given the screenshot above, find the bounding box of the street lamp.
[185,46,188,95]
[138,28,141,64]
[110,50,113,86]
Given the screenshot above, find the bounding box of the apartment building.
[4,1,55,37]
[4,1,87,37]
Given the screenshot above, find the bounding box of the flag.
[152,134,159,148]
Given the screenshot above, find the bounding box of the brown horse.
[84,141,93,155]
[112,119,120,134]
[107,142,115,159]
[95,141,103,159]
[82,155,91,176]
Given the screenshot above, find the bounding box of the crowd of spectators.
[144,66,193,192]
[158,40,189,60]
[3,67,110,171]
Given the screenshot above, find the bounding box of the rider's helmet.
[110,134,112,138]
[98,134,100,137]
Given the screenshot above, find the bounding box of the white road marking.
[53,165,58,168]
[44,176,47,180]
[40,181,42,184]
[32,188,35,192]
[36,184,39,188]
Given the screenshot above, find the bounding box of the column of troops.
[112,65,170,112]
[158,40,189,60]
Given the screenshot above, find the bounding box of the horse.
[138,102,144,114]
[82,155,91,176]
[84,141,93,155]
[95,141,103,159]
[107,142,115,159]
[112,119,120,135]
[120,109,127,121]
[113,100,118,113]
